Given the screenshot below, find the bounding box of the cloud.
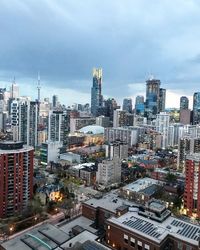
[0,0,200,106]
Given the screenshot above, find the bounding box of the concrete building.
[184,153,200,219]
[106,141,128,160]
[122,98,132,113]
[96,115,110,127]
[113,110,134,127]
[40,141,63,165]
[91,68,103,116]
[70,117,96,132]
[11,100,39,147]
[180,109,191,125]
[0,141,34,218]
[96,158,121,186]
[155,112,170,149]
[177,137,200,171]
[48,110,70,146]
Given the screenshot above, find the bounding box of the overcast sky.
[1,0,200,108]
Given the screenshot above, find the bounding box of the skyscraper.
[193,92,200,125]
[48,110,70,147]
[159,88,166,112]
[145,78,160,119]
[180,96,189,110]
[10,80,19,99]
[155,112,170,149]
[91,68,103,116]
[52,95,58,108]
[135,95,145,115]
[0,141,34,217]
[122,98,132,113]
[11,100,39,147]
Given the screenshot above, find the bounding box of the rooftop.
[79,125,104,135]
[83,190,135,213]
[122,178,162,193]
[108,211,200,246]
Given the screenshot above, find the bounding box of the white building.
[40,141,63,165]
[155,112,170,149]
[96,158,121,186]
[106,141,128,160]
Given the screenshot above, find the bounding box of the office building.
[106,141,128,160]
[180,96,189,110]
[158,88,166,112]
[184,153,200,218]
[145,78,160,119]
[91,68,103,116]
[122,98,132,113]
[0,141,34,218]
[193,92,200,124]
[96,158,121,186]
[52,95,58,108]
[10,82,19,99]
[155,112,170,149]
[135,95,145,115]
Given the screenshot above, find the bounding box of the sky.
[0,0,200,108]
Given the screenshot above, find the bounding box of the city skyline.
[0,0,200,107]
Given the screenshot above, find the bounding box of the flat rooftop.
[83,190,135,213]
[122,178,162,193]
[108,211,200,246]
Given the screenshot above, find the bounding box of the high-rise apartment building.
[122,98,132,113]
[11,100,39,147]
[91,68,103,116]
[0,141,34,218]
[155,112,170,149]
[48,110,70,146]
[177,137,200,171]
[180,96,189,110]
[106,141,128,160]
[193,92,200,124]
[113,110,134,127]
[184,153,200,218]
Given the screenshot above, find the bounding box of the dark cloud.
[0,0,200,102]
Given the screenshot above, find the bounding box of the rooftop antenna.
[37,72,41,102]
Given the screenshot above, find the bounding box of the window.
[177,242,183,250]
[145,244,150,250]
[124,234,128,244]
[130,237,135,247]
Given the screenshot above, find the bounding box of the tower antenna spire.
[37,71,41,102]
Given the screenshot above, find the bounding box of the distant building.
[155,112,170,149]
[70,117,96,132]
[135,95,145,116]
[113,110,134,127]
[122,98,132,113]
[193,92,200,124]
[0,141,34,218]
[180,109,191,125]
[96,116,110,127]
[52,95,58,108]
[158,88,166,112]
[180,96,189,110]
[91,68,103,116]
[106,141,128,160]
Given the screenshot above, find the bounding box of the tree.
[165,173,177,184]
